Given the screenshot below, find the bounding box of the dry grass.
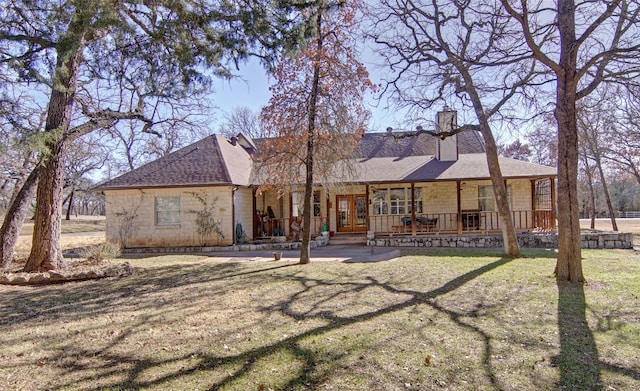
[0,249,638,390]
[17,216,106,236]
[13,233,106,260]
[8,216,106,259]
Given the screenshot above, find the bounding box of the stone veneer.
[367,231,633,249]
[122,235,330,254]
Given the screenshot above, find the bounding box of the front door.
[336,194,367,232]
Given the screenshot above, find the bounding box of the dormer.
[235,132,257,153]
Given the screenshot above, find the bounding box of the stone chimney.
[435,106,458,161]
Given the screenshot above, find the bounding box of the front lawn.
[0,249,638,390]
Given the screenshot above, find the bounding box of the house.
[97,109,557,248]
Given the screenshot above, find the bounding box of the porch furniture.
[392,216,438,234]
[461,210,480,231]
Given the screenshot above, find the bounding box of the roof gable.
[97,135,253,189]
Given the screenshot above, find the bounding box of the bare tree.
[500,0,640,282]
[526,117,559,167]
[370,0,546,257]
[62,135,108,220]
[579,139,598,228]
[602,86,640,185]
[499,140,533,162]
[577,90,618,230]
[259,0,375,264]
[0,89,44,268]
[218,107,264,140]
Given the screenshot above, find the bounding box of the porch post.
[456,180,462,234]
[530,179,536,211]
[531,179,536,230]
[325,190,331,233]
[411,182,416,236]
[550,177,557,229]
[232,186,237,245]
[252,187,258,240]
[365,184,370,232]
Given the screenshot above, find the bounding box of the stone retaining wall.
[122,236,329,254]
[367,231,633,249]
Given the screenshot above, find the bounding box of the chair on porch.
[393,215,438,234]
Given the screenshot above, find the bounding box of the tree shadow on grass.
[123,256,519,391]
[554,281,602,390]
[552,280,640,390]
[0,256,516,390]
[0,261,295,327]
[399,247,558,260]
[2,255,638,390]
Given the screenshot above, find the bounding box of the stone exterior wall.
[105,186,235,247]
[122,235,329,254]
[368,231,633,249]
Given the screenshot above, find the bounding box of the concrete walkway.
[201,244,402,263]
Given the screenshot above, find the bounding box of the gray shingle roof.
[96,135,253,189]
[98,130,555,190]
[353,130,485,158]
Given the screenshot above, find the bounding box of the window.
[155,196,180,225]
[291,192,303,217]
[478,185,494,211]
[535,179,552,209]
[291,191,321,217]
[409,188,423,214]
[313,191,321,216]
[478,185,512,211]
[372,189,388,215]
[372,187,423,215]
[390,188,406,215]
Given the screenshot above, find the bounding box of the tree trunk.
[65,189,75,220]
[555,0,584,283]
[594,155,617,231]
[482,125,521,257]
[24,140,69,272]
[24,25,85,272]
[462,73,521,257]
[581,152,597,229]
[555,98,583,282]
[0,169,38,269]
[299,5,324,265]
[2,152,36,210]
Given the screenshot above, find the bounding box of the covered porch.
[251,177,556,241]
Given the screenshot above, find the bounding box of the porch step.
[329,233,367,245]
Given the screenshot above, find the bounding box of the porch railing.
[369,210,554,236]
[256,216,324,239]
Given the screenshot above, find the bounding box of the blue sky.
[211,57,409,134]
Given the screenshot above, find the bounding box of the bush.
[78,242,121,263]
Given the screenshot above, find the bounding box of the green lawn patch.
[0,249,638,390]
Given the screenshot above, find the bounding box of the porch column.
[252,187,258,240]
[550,177,557,229]
[365,184,370,232]
[411,182,416,236]
[456,180,462,234]
[232,186,237,244]
[530,179,536,211]
[531,179,536,230]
